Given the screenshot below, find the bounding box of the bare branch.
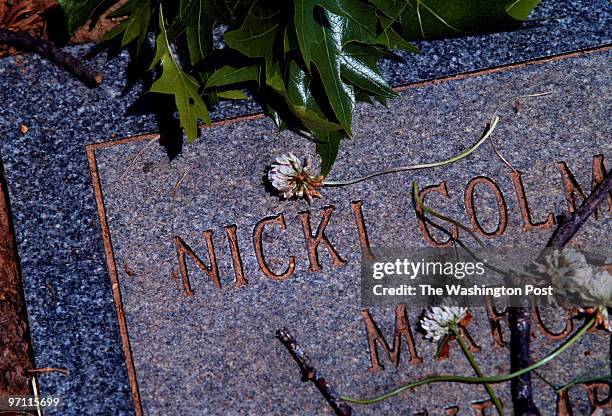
[276,328,352,416]
[0,29,103,87]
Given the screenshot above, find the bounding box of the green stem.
[322,91,553,188]
[322,116,500,186]
[412,181,485,247]
[499,341,557,390]
[556,366,612,393]
[412,180,547,281]
[453,328,504,415]
[341,317,595,405]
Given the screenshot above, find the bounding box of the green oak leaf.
[291,0,421,169]
[318,0,379,44]
[283,60,343,132]
[399,0,540,40]
[168,0,219,68]
[295,0,416,58]
[505,0,541,20]
[340,44,398,98]
[149,6,211,142]
[103,0,151,52]
[294,0,320,67]
[294,4,355,134]
[278,60,343,172]
[224,3,281,61]
[205,65,260,88]
[58,0,114,32]
[314,128,342,176]
[186,1,216,67]
[293,0,420,136]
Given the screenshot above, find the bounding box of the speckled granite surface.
[95,51,611,415]
[0,2,610,415]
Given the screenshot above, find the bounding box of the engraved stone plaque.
[88,50,611,415]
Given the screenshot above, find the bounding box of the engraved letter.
[556,390,573,416]
[350,200,374,261]
[415,182,458,247]
[557,155,611,218]
[360,304,423,373]
[471,400,495,416]
[581,382,612,413]
[532,305,573,341]
[225,225,248,288]
[174,231,220,296]
[298,206,347,272]
[464,176,508,237]
[253,214,295,281]
[509,171,555,231]
[592,154,612,214]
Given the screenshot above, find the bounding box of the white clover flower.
[268,153,323,203]
[579,269,612,331]
[420,306,469,342]
[580,269,612,308]
[536,249,593,298]
[536,249,611,331]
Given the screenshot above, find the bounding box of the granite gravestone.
[1,1,611,413]
[86,50,611,415]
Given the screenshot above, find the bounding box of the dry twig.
[171,168,191,197]
[546,170,612,249]
[0,28,103,86]
[27,367,70,376]
[276,328,352,416]
[509,169,612,416]
[113,137,160,185]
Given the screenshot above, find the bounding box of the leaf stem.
[499,340,557,390]
[556,374,612,393]
[412,180,484,247]
[322,91,553,187]
[322,116,499,186]
[453,327,504,415]
[341,317,595,405]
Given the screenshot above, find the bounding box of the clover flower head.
[268,153,324,203]
[536,249,593,293]
[420,306,469,342]
[579,269,612,331]
[536,249,611,331]
[536,249,595,302]
[581,269,612,308]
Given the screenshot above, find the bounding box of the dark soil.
[0,154,35,399]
